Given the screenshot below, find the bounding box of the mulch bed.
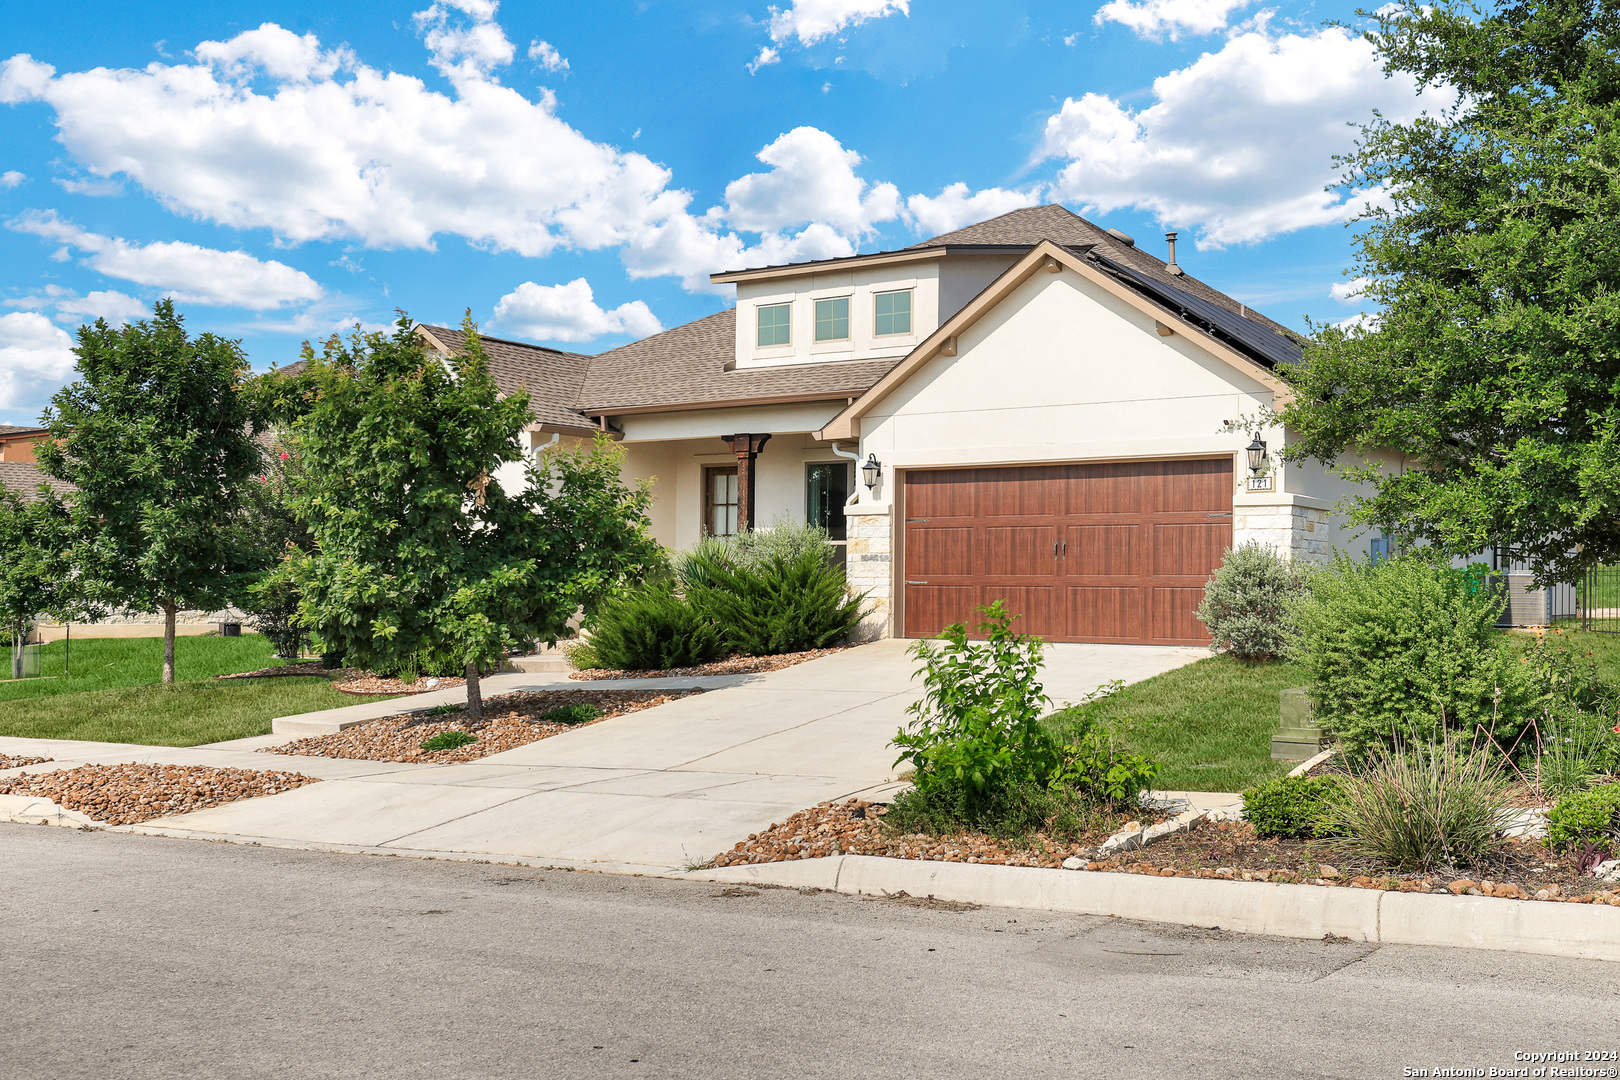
[0,763,320,826]
[571,645,853,681]
[263,687,703,764]
[332,671,465,696]
[713,799,1152,870]
[214,662,331,681]
[716,801,1620,905]
[0,754,51,771]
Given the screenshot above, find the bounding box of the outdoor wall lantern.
[1245,433,1267,475]
[862,453,882,490]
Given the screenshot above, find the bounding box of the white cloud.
[1040,26,1450,248]
[9,211,323,309]
[528,40,568,74]
[491,278,662,342]
[0,311,75,414]
[1063,32,1081,46]
[765,0,910,47]
[52,290,150,324]
[1334,311,1379,331]
[53,176,121,196]
[747,46,781,74]
[414,1,516,82]
[906,182,1043,237]
[1330,276,1371,302]
[1092,0,1253,41]
[0,170,23,187]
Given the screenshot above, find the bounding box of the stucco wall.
[734,262,940,371]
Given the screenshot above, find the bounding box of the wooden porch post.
[721,433,772,532]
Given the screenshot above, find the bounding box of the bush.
[1321,742,1512,871]
[683,544,864,656]
[891,601,1060,827]
[1242,775,1339,839]
[1290,555,1535,762]
[1050,728,1160,809]
[1195,542,1313,661]
[1546,784,1620,851]
[884,777,1110,841]
[541,703,604,726]
[586,579,724,671]
[420,730,477,752]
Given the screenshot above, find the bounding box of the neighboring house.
[0,461,71,503]
[418,204,1393,646]
[0,425,49,463]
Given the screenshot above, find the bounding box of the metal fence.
[1581,565,1620,633]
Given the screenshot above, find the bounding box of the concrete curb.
[0,793,98,828]
[695,854,1620,963]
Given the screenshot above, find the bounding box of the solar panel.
[1090,255,1305,369]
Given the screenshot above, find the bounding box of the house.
[423,204,1392,647]
[0,425,49,463]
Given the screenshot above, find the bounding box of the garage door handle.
[905,580,928,586]
[1053,541,1058,557]
[1062,541,1067,557]
[1207,512,1232,518]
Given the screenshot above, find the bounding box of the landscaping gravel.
[332,671,464,696]
[0,754,51,770]
[718,801,1620,905]
[0,763,319,826]
[214,662,330,681]
[572,645,853,681]
[264,687,702,763]
[712,799,1144,870]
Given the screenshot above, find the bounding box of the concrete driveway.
[0,639,1205,872]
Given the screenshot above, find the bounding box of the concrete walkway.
[0,639,1206,873]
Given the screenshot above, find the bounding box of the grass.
[0,633,396,746]
[1043,654,1303,794]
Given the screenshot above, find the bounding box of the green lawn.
[1044,654,1303,794]
[0,633,395,746]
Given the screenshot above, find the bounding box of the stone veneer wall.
[29,606,248,642]
[1233,503,1333,564]
[844,505,893,640]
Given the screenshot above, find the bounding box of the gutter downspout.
[828,441,862,508]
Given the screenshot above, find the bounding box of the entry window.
[805,462,850,541]
[874,289,912,336]
[1370,536,1392,565]
[757,303,791,347]
[814,297,850,342]
[705,466,739,537]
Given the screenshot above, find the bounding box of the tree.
[38,300,266,683]
[272,314,661,716]
[1280,0,1620,583]
[0,486,94,678]
[237,438,313,660]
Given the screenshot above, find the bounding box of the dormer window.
[874,289,912,336]
[814,297,850,342]
[757,303,791,347]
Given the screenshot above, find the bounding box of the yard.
[0,634,395,746]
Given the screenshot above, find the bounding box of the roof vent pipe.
[1105,227,1136,248]
[1165,232,1184,276]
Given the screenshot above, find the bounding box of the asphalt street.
[3,824,1617,1080]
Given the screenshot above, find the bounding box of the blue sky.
[0,0,1446,425]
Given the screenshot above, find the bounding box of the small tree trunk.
[464,661,483,719]
[162,603,177,685]
[11,630,20,681]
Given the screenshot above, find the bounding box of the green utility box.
[1272,688,1323,761]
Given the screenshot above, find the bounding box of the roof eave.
[709,244,1060,285]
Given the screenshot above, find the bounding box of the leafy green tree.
[0,488,68,677]
[1281,0,1620,582]
[237,438,313,659]
[38,300,266,683]
[272,314,660,716]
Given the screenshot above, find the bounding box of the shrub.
[1545,784,1620,851]
[683,544,864,656]
[1242,775,1339,839]
[675,516,831,586]
[891,601,1059,827]
[1321,742,1512,871]
[1195,542,1313,661]
[1050,728,1160,809]
[420,730,477,752]
[542,703,604,726]
[1290,555,1535,762]
[586,580,724,671]
[884,777,1110,841]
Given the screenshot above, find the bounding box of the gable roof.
[0,424,46,437]
[815,240,1295,442]
[415,324,596,432]
[577,308,898,414]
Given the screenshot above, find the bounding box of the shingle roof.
[912,204,1300,342]
[577,308,899,414]
[0,424,45,436]
[0,461,72,502]
[416,325,595,431]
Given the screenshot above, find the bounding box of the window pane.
[805,462,850,541]
[756,303,790,347]
[874,289,911,336]
[814,297,849,342]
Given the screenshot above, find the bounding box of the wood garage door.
[903,459,1232,645]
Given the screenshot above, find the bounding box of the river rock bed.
[0,763,320,826]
